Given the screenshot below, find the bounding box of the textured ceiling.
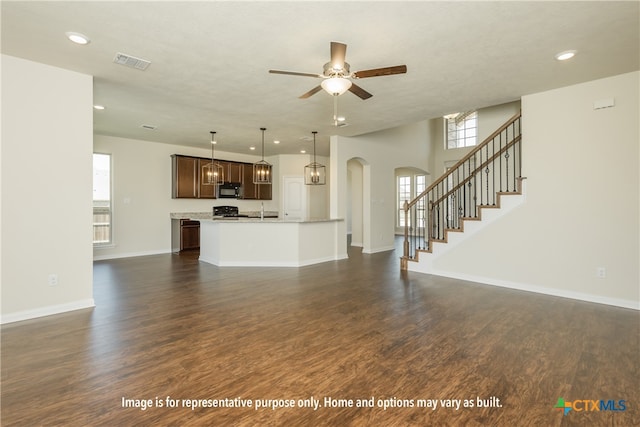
[2,1,638,157]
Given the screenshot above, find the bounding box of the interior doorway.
[347,158,365,248]
[282,175,306,220]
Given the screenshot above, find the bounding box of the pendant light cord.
[312,131,318,163]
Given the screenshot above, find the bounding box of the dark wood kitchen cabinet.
[172,154,270,199]
[171,155,216,199]
[172,155,197,198]
[171,219,200,252]
[226,161,243,183]
[241,164,257,199]
[198,158,217,198]
[240,164,272,200]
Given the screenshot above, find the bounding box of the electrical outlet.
[48,274,58,286]
[596,267,606,279]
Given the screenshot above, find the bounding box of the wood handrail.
[431,135,521,206]
[407,111,521,209]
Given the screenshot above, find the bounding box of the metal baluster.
[479,149,484,206]
[473,153,478,215]
[492,134,496,204]
[505,150,510,192]
[498,132,502,192]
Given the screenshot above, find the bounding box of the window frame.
[93,152,113,247]
[445,111,478,149]
[397,173,427,228]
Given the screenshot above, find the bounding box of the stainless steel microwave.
[218,182,241,198]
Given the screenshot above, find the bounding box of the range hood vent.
[113,52,151,71]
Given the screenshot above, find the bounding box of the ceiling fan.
[269,41,407,100]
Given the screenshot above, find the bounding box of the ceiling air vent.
[113,52,151,71]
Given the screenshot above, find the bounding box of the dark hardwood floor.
[2,243,638,426]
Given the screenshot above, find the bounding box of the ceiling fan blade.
[348,83,373,100]
[353,65,407,79]
[269,70,322,78]
[299,85,323,99]
[330,42,347,70]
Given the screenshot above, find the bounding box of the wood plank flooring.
[2,244,638,426]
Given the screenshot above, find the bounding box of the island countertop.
[170,211,279,220]
[199,217,342,224]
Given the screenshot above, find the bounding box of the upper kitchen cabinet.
[241,164,257,199]
[257,182,272,200]
[171,155,216,199]
[198,158,217,199]
[227,161,243,183]
[240,163,272,200]
[172,154,271,200]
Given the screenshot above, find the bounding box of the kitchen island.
[199,218,346,267]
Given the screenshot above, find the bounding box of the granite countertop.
[200,217,343,224]
[170,212,342,224]
[170,211,279,220]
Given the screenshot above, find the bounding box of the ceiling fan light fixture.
[321,77,352,96]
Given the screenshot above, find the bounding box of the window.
[397,176,411,227]
[397,174,426,228]
[415,175,426,229]
[93,153,112,245]
[445,111,477,149]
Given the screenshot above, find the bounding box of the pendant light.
[202,131,224,185]
[304,131,326,185]
[253,127,272,184]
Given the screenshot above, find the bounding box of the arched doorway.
[347,157,368,250]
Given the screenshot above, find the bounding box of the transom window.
[445,111,477,149]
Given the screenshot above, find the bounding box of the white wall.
[430,72,639,308]
[432,101,522,175]
[277,154,329,219]
[1,55,94,323]
[332,119,433,254]
[93,135,321,259]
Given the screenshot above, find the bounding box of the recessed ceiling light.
[273,140,280,144]
[300,150,306,154]
[65,32,90,45]
[555,50,577,61]
[337,116,346,122]
[249,146,256,151]
[93,105,105,110]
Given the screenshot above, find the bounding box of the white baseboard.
[1,299,96,324]
[93,249,172,261]
[425,269,639,311]
[363,245,396,254]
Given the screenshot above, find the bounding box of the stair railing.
[401,112,522,269]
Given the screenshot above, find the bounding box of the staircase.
[401,112,523,270]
